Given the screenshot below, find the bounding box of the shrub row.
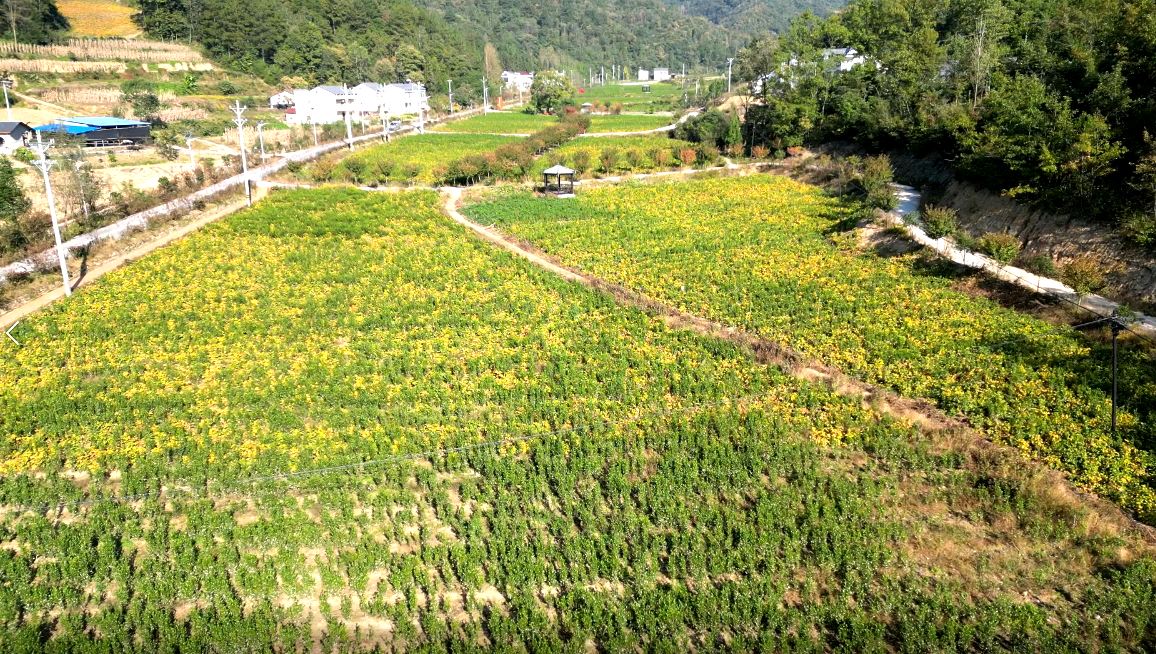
[437,114,591,186]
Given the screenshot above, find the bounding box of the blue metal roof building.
[33,116,151,146]
[34,124,99,135]
[59,116,150,128]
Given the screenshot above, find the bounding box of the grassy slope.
[1,188,1153,650]
[586,114,673,133]
[579,82,685,110]
[464,175,1156,523]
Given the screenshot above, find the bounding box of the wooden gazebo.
[542,164,576,196]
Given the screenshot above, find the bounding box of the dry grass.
[0,58,125,74]
[0,36,203,62]
[55,2,139,39]
[40,87,177,105]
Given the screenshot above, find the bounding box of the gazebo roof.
[543,164,575,175]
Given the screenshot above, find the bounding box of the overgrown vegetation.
[466,175,1156,523]
[2,187,1155,651]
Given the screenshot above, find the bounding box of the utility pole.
[229,100,252,207]
[379,102,388,142]
[727,58,735,93]
[312,120,318,147]
[482,77,489,115]
[256,120,267,162]
[1,79,11,122]
[418,106,425,134]
[447,79,453,116]
[185,133,195,168]
[601,66,605,86]
[342,84,354,151]
[29,132,71,297]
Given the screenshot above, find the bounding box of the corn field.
[0,58,126,73]
[0,39,203,63]
[155,106,210,122]
[40,87,177,105]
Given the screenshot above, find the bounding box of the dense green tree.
[3,0,68,44]
[530,71,575,114]
[0,157,29,251]
[136,0,487,93]
[736,0,1156,240]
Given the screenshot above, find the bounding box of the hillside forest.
[735,0,1156,245]
[128,0,738,93]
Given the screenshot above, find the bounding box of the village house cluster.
[275,82,430,126]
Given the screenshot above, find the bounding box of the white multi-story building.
[501,71,534,93]
[287,82,428,124]
[637,69,650,81]
[388,82,429,115]
[288,86,354,125]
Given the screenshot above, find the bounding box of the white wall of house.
[637,69,650,81]
[501,71,534,93]
[0,133,26,154]
[653,68,671,82]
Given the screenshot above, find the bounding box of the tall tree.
[0,157,30,252]
[483,42,503,86]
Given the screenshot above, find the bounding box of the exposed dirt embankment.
[889,152,1156,311]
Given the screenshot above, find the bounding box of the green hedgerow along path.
[316,133,521,186]
[1,188,1154,651]
[464,174,1156,525]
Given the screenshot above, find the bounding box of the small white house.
[0,121,31,154]
[653,67,671,82]
[269,91,293,109]
[637,69,650,81]
[501,71,534,93]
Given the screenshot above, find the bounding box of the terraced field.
[431,112,557,134]
[2,187,1154,651]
